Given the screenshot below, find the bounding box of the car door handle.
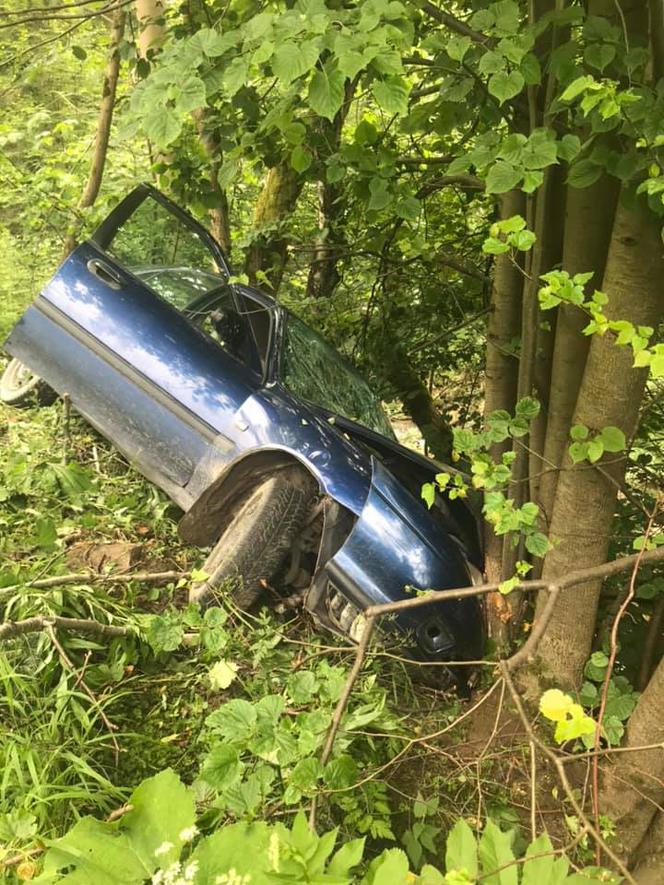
[87,258,123,290]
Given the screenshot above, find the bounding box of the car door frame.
[91,183,231,278]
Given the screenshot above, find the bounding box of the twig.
[46,624,121,764]
[310,617,376,828]
[363,547,664,619]
[499,661,637,885]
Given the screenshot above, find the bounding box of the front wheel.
[189,469,317,609]
[0,358,56,407]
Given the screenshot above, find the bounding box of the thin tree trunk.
[192,110,231,256]
[537,177,620,527]
[529,196,664,690]
[306,179,344,299]
[527,165,565,506]
[62,6,126,255]
[245,163,303,292]
[483,190,525,641]
[136,0,165,59]
[601,653,664,868]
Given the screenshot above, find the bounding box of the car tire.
[0,358,56,407]
[189,468,317,610]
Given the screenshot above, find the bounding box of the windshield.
[281,313,395,439]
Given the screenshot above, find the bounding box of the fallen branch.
[309,616,376,828]
[0,615,132,642]
[0,569,186,597]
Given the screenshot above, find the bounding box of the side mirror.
[210,307,244,348]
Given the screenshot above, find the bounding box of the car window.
[237,292,272,373]
[282,314,395,439]
[106,195,225,310]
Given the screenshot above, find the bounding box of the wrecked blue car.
[2,184,483,676]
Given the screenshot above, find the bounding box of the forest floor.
[0,395,595,876]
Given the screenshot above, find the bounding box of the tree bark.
[62,6,126,255]
[530,196,664,690]
[537,176,619,527]
[245,163,304,292]
[136,0,165,59]
[601,652,664,869]
[483,190,525,639]
[192,110,232,256]
[306,178,344,299]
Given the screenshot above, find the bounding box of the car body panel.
[3,184,484,667]
[327,458,483,658]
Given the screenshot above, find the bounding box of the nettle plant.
[27,768,616,884]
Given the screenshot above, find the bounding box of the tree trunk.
[527,166,565,507]
[136,0,165,59]
[483,190,524,640]
[62,6,126,255]
[537,176,619,527]
[529,196,664,690]
[192,110,232,256]
[306,179,344,299]
[601,653,664,869]
[245,163,303,292]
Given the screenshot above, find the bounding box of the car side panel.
[6,305,209,506]
[325,458,484,658]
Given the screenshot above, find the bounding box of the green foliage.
[33,768,615,883]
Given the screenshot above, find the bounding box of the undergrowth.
[0,399,618,882]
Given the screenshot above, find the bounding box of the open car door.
[4,185,263,508]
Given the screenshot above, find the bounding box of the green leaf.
[525,532,550,558]
[290,145,313,172]
[569,442,589,464]
[272,39,320,83]
[584,42,616,72]
[602,715,625,745]
[486,161,522,194]
[561,75,594,102]
[288,757,323,797]
[447,35,472,62]
[520,52,541,85]
[328,837,366,876]
[570,424,589,441]
[72,45,87,61]
[368,176,392,211]
[598,426,626,452]
[521,833,556,885]
[558,134,582,162]
[568,159,603,189]
[224,57,249,96]
[515,397,540,420]
[308,62,346,120]
[445,819,478,877]
[488,70,524,104]
[421,483,436,509]
[201,744,243,790]
[208,659,239,690]
[522,170,544,193]
[479,50,505,76]
[367,847,410,881]
[372,76,410,116]
[587,438,604,463]
[176,75,207,113]
[478,820,517,885]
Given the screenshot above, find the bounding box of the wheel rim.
[2,359,39,394]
